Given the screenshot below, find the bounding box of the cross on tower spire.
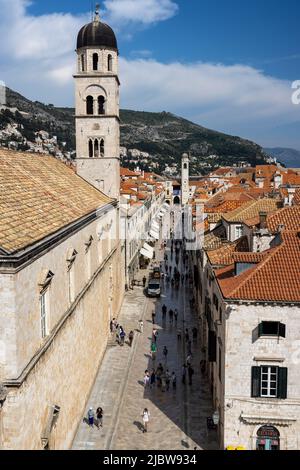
[94,3,100,22]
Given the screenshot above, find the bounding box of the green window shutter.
[258,322,264,338]
[251,366,261,397]
[279,323,286,338]
[277,368,288,399]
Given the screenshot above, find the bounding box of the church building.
[0,7,124,449]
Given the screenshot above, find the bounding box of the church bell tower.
[181,153,190,205]
[74,4,120,198]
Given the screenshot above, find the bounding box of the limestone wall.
[0,207,125,449]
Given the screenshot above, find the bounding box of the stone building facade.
[0,9,124,449]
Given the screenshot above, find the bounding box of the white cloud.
[103,0,178,26]
[0,0,299,148]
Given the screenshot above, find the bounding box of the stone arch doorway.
[256,425,280,450]
[173,196,180,205]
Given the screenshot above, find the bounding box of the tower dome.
[76,5,118,52]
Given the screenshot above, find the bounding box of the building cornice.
[0,201,118,272]
[73,73,120,86]
[75,114,120,122]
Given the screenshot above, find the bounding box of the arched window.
[86,96,94,115]
[93,53,99,71]
[100,139,104,157]
[89,139,93,158]
[183,163,187,169]
[98,96,105,115]
[81,54,85,72]
[108,54,113,71]
[94,139,99,158]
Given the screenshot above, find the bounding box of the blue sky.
[1,0,300,150]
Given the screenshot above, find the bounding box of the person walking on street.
[177,328,182,340]
[163,346,168,362]
[161,371,167,392]
[142,408,150,433]
[87,407,94,427]
[144,370,150,388]
[142,276,147,288]
[128,330,134,347]
[169,309,174,324]
[152,328,158,343]
[188,365,194,385]
[182,364,187,385]
[186,353,192,367]
[96,407,103,428]
[119,327,126,346]
[174,309,178,325]
[166,370,171,391]
[152,310,156,325]
[151,341,157,362]
[172,371,177,390]
[139,319,144,333]
[150,369,156,389]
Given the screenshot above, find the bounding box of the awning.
[240,413,296,426]
[151,221,160,230]
[140,247,153,259]
[143,242,154,253]
[150,229,159,240]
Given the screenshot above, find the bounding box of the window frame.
[40,289,49,339]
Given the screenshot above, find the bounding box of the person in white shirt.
[142,408,150,433]
[139,319,144,333]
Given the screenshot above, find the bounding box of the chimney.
[259,211,267,229]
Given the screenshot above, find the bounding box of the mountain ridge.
[0,87,270,174]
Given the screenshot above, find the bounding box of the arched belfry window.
[183,163,187,170]
[89,139,93,158]
[98,96,105,115]
[100,139,104,157]
[81,54,85,72]
[108,54,113,72]
[94,139,99,158]
[93,53,99,71]
[86,96,94,115]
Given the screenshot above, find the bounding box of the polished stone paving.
[72,244,218,450]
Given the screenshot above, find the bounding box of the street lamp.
[212,410,220,426]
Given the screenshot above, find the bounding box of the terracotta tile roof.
[206,213,223,224]
[205,200,246,213]
[282,172,300,186]
[120,167,140,177]
[207,236,249,266]
[222,198,281,223]
[232,252,268,263]
[294,189,300,205]
[267,206,300,233]
[216,231,300,302]
[203,225,227,250]
[0,149,112,254]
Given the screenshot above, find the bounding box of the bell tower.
[74,4,120,198]
[181,152,190,205]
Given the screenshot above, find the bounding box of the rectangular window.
[251,366,288,399]
[235,225,243,239]
[259,321,286,338]
[261,366,278,397]
[40,290,48,339]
